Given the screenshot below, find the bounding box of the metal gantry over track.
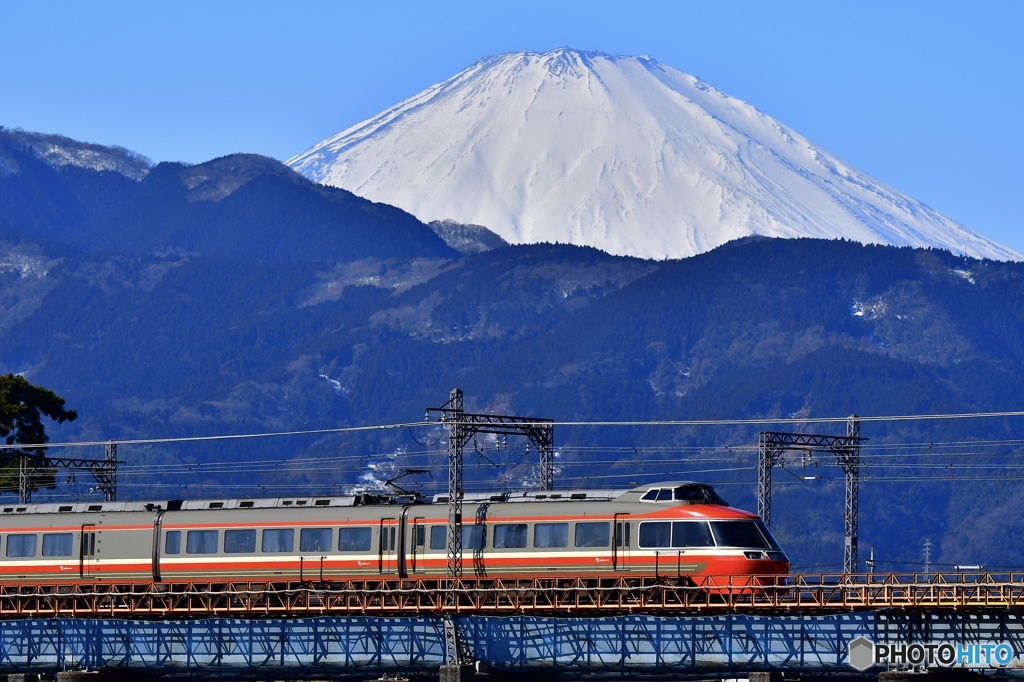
[17,441,121,504]
[427,388,554,582]
[758,415,864,574]
[426,388,554,668]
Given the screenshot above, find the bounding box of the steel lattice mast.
[844,415,861,575]
[757,415,864,574]
[427,388,555,581]
[18,443,122,504]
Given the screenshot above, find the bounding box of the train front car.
[619,481,789,590]
[444,481,789,589]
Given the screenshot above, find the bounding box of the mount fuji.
[288,48,1020,262]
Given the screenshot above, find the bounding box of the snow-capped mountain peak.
[288,49,1021,262]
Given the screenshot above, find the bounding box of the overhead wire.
[102,437,1024,465]
[7,408,1024,452]
[12,410,1024,501]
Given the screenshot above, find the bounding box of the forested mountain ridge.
[3,130,1024,572]
[0,128,457,261]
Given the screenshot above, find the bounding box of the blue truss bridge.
[1,572,1024,680]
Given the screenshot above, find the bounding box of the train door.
[402,510,426,576]
[379,518,398,574]
[411,518,426,573]
[151,510,166,583]
[613,514,631,571]
[80,524,97,578]
[396,506,414,579]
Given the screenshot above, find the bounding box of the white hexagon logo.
[848,636,875,671]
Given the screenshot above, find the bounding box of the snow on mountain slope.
[288,49,1021,261]
[0,128,152,180]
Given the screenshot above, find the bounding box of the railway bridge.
[2,572,1024,680]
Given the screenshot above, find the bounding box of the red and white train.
[0,481,788,585]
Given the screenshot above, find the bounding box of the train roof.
[0,481,724,515]
[434,481,721,505]
[0,495,365,515]
[433,487,628,504]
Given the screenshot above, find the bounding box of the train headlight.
[743,551,767,560]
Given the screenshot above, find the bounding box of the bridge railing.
[0,572,1023,617]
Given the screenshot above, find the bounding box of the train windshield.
[674,484,728,505]
[638,520,781,549]
[709,521,780,549]
[640,484,728,505]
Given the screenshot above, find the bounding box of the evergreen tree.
[0,374,77,493]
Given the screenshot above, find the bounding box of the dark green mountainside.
[2,129,1024,573]
[0,129,456,261]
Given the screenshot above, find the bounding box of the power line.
[0,421,428,451]
[541,410,1024,428]
[68,446,1024,482]
[7,408,1024,453]
[10,410,1024,503]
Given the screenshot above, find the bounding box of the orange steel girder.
[1,573,1024,618]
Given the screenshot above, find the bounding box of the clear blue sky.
[2,1,1022,253]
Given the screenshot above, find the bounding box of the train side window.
[672,521,714,547]
[165,531,181,555]
[534,522,568,548]
[429,526,446,550]
[425,525,484,550]
[186,530,219,554]
[7,534,37,558]
[493,524,527,549]
[638,521,671,548]
[300,528,333,552]
[575,522,610,548]
[414,525,425,547]
[656,489,673,501]
[224,529,256,554]
[262,528,294,553]
[338,527,371,552]
[42,533,74,557]
[463,525,485,550]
